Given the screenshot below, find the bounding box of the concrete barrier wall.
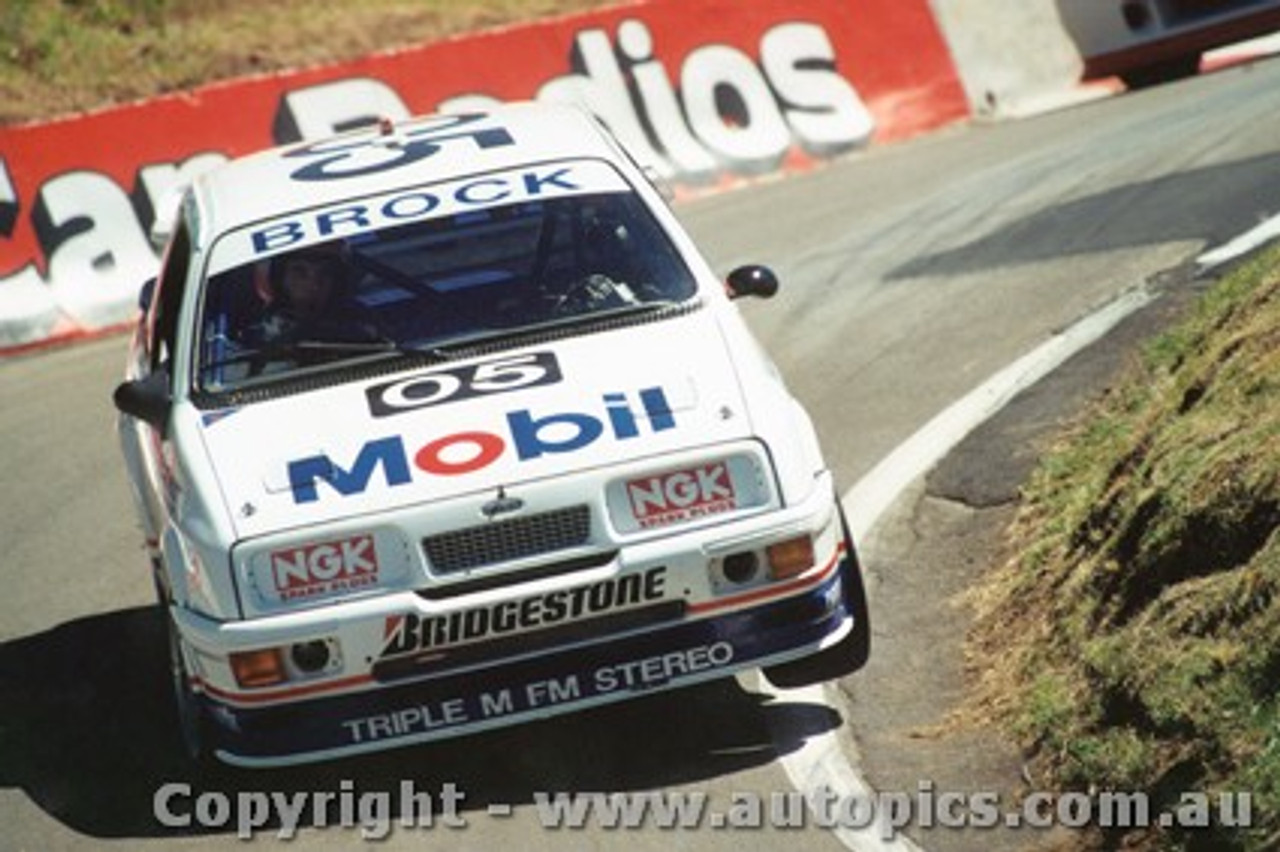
[930,0,1083,118]
[0,0,970,354]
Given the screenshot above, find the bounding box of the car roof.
[188,102,632,243]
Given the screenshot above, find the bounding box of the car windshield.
[196,190,698,392]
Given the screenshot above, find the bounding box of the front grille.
[417,552,617,600]
[423,505,592,574]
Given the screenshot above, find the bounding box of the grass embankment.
[0,0,613,125]
[970,245,1280,850]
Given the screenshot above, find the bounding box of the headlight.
[765,536,815,580]
[230,637,343,688]
[230,648,285,688]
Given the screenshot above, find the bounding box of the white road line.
[1207,31,1280,61]
[762,284,1156,852]
[842,284,1154,545]
[1197,213,1280,270]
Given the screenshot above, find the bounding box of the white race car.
[113,102,869,767]
[1056,0,1280,87]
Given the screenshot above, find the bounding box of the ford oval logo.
[481,487,524,519]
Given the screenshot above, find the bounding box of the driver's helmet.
[268,243,346,297]
[253,242,353,323]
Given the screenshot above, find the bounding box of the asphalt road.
[2,56,1279,851]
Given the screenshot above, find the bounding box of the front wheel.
[763,504,871,689]
[1121,53,1200,89]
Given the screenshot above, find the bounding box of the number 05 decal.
[366,352,562,418]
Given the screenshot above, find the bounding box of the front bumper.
[201,553,855,767]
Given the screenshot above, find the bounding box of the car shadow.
[0,606,844,839]
[885,152,1280,281]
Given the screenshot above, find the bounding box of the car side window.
[147,219,192,373]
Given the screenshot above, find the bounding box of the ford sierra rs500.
[113,102,870,767]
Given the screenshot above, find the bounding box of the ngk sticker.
[271,534,380,600]
[627,463,739,529]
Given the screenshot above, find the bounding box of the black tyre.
[1121,53,1201,89]
[153,562,225,774]
[763,503,871,689]
[163,610,226,776]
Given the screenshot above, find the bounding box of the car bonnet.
[195,311,758,540]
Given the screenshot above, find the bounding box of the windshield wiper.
[199,339,410,373]
[201,300,687,375]
[422,301,683,354]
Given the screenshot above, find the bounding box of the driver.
[243,243,375,345]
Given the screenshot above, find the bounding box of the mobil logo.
[287,386,676,503]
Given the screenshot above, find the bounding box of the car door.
[118,217,193,554]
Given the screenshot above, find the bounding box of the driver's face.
[279,257,337,316]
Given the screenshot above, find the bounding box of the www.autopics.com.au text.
[153,779,1253,840]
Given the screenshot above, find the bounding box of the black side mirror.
[138,277,157,312]
[725,265,779,300]
[114,369,172,433]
